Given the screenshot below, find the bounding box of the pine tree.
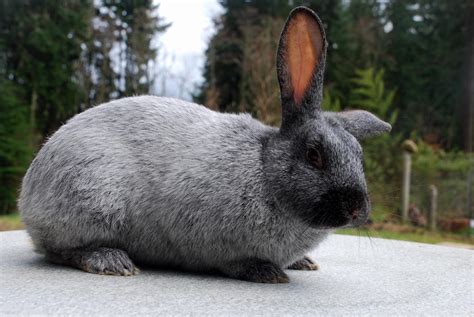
[195,0,344,119]
[385,0,467,148]
[0,79,32,214]
[0,0,91,213]
[0,0,169,213]
[2,0,91,138]
[462,1,473,152]
[80,0,169,107]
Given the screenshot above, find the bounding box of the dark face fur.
[264,115,370,229]
[263,7,390,229]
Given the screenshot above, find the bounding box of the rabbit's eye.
[306,148,323,169]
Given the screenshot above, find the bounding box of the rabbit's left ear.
[334,110,392,140]
[277,7,327,129]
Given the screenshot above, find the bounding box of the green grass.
[336,228,474,245]
[0,213,24,231]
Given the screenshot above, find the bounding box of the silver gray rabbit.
[19,7,390,283]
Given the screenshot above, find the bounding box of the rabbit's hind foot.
[287,256,319,271]
[221,258,289,283]
[46,247,139,276]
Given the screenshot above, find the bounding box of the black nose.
[350,209,360,220]
[349,207,370,227]
[310,187,368,228]
[332,187,366,220]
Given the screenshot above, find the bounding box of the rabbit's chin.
[338,221,369,229]
[307,218,350,229]
[308,221,368,230]
[335,216,371,229]
[305,211,370,229]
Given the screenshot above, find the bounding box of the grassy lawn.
[0,213,24,231]
[337,227,474,245]
[336,202,474,246]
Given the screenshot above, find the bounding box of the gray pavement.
[1,230,472,316]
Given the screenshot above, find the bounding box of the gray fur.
[287,256,319,271]
[47,247,139,276]
[331,110,392,140]
[18,7,390,283]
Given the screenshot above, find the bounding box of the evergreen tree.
[1,0,91,138]
[197,0,467,149]
[462,1,473,152]
[0,0,169,213]
[385,0,467,148]
[81,0,169,107]
[0,0,90,213]
[327,0,387,105]
[196,0,344,118]
[0,79,32,214]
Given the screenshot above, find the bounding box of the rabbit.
[18,6,391,283]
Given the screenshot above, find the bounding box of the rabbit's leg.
[287,256,319,270]
[46,247,139,276]
[220,258,289,283]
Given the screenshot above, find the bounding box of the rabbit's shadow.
[26,254,338,297]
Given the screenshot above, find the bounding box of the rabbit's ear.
[335,110,392,140]
[277,7,327,128]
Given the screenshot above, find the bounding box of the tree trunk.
[30,88,37,131]
[462,3,474,152]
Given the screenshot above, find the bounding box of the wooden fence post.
[401,140,418,223]
[429,185,438,231]
[467,169,473,237]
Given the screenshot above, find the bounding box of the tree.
[198,0,468,150]
[385,0,467,148]
[1,0,91,139]
[462,1,473,152]
[239,16,282,125]
[0,79,32,214]
[196,0,345,120]
[0,0,169,213]
[0,0,90,213]
[80,0,169,107]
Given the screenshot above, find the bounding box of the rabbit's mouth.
[304,187,369,229]
[306,208,370,229]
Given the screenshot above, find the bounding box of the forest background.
[1,0,472,241]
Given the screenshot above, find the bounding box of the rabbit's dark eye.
[306,148,323,169]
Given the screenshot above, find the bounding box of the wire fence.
[411,169,472,219]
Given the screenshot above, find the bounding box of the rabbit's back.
[19,96,275,260]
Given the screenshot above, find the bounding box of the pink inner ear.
[286,13,322,106]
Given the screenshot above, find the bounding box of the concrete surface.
[0,230,472,316]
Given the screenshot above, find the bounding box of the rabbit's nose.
[350,209,360,220]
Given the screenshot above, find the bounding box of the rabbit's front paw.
[48,247,140,276]
[221,258,289,283]
[287,256,319,271]
[80,248,140,276]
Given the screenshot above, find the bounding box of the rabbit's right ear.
[277,7,327,130]
[334,110,392,140]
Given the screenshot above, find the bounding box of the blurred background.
[0,0,472,245]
